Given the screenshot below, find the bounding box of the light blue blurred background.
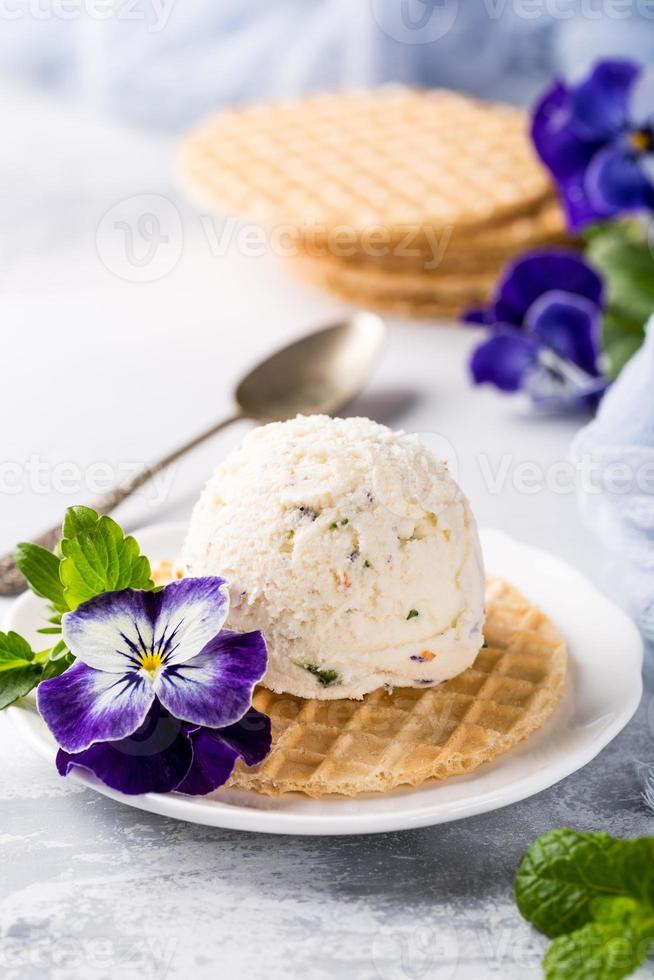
[2,0,654,128]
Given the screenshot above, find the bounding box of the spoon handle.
[0,411,242,597]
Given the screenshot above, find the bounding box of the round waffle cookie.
[294,253,500,299]
[229,578,567,797]
[292,255,494,319]
[181,87,552,246]
[302,197,568,271]
[318,294,472,320]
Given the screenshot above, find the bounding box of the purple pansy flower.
[465,249,607,410]
[37,577,271,795]
[532,59,654,229]
[55,702,272,797]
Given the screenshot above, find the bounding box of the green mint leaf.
[544,898,654,980]
[14,542,66,611]
[59,508,153,609]
[585,221,653,378]
[62,505,103,539]
[601,310,646,380]
[0,632,42,709]
[48,639,72,662]
[0,631,35,666]
[515,829,654,939]
[0,667,42,710]
[296,661,340,687]
[40,651,74,681]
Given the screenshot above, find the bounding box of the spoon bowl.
[0,312,386,595]
[235,311,386,422]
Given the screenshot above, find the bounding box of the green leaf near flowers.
[62,504,103,540]
[0,507,153,710]
[59,507,153,609]
[0,632,74,708]
[602,311,647,380]
[585,221,654,379]
[544,898,654,980]
[0,632,44,709]
[515,828,654,938]
[515,829,654,980]
[14,542,66,611]
[40,650,74,681]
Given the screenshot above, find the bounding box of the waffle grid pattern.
[298,198,568,271]
[229,578,567,797]
[294,254,499,301]
[182,87,552,237]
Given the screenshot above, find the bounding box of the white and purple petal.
[151,577,230,666]
[62,577,229,673]
[38,661,154,753]
[63,589,160,673]
[154,629,268,729]
[176,709,272,796]
[56,702,193,795]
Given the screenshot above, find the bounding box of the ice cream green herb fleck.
[296,662,340,687]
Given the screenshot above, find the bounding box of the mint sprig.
[59,506,153,608]
[0,632,47,709]
[14,543,66,611]
[585,221,654,379]
[544,897,654,980]
[1,506,154,710]
[515,829,654,979]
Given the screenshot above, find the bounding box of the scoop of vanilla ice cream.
[181,415,484,699]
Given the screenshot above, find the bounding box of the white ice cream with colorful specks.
[181,415,485,699]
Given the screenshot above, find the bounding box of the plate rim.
[3,523,643,836]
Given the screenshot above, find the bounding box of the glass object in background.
[573,315,654,642]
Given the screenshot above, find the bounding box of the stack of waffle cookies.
[182,86,569,319]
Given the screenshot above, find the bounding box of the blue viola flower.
[532,59,654,229]
[37,577,271,795]
[465,250,607,410]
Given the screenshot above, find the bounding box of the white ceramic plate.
[4,523,643,835]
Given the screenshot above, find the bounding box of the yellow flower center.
[139,651,165,676]
[630,129,653,153]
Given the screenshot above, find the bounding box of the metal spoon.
[0,312,385,596]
